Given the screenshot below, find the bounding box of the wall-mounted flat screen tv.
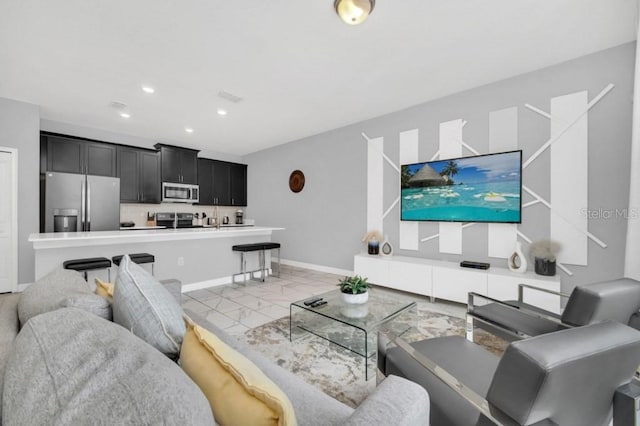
[401,150,522,223]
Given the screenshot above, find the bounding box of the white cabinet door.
[0,150,16,293]
[487,273,561,314]
[353,255,389,286]
[388,261,432,296]
[432,267,487,304]
[487,274,519,301]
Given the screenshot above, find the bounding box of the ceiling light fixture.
[141,85,155,94]
[334,0,375,25]
[217,108,228,116]
[119,112,131,119]
[185,127,194,133]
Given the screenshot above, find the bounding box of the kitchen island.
[29,226,284,291]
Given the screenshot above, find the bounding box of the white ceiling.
[0,1,637,156]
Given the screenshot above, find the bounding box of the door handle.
[86,180,91,231]
[80,179,86,230]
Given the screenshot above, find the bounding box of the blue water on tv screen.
[400,150,522,224]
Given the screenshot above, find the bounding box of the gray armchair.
[379,321,640,426]
[467,278,640,342]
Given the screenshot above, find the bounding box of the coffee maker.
[235,210,244,225]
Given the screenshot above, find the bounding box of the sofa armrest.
[518,283,570,304]
[342,375,430,426]
[468,292,563,325]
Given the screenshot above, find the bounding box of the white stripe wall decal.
[399,129,419,250]
[488,107,519,259]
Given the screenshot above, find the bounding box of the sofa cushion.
[2,308,213,425]
[113,255,185,359]
[94,277,114,303]
[184,309,354,426]
[180,319,296,426]
[0,293,20,422]
[18,267,111,327]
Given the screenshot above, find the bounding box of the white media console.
[354,253,562,314]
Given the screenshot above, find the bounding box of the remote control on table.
[304,297,323,306]
[310,300,327,308]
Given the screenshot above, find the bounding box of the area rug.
[239,309,507,408]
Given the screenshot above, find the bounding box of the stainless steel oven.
[161,182,199,203]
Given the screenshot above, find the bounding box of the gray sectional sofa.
[0,265,429,425]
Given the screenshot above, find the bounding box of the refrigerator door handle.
[80,178,86,231]
[87,179,91,231]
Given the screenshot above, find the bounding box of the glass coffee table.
[289,288,417,380]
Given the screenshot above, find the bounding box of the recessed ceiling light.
[185,127,194,133]
[141,85,155,94]
[119,112,131,119]
[217,108,228,116]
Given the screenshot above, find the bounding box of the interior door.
[0,150,16,293]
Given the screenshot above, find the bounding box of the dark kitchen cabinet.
[45,134,116,177]
[139,151,161,203]
[117,146,160,203]
[213,161,231,206]
[197,158,214,205]
[230,163,247,206]
[197,159,247,206]
[155,144,199,184]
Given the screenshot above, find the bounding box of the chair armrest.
[342,375,430,426]
[468,292,564,326]
[377,330,391,375]
[518,283,570,304]
[380,330,521,426]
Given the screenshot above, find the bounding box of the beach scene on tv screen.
[401,151,522,223]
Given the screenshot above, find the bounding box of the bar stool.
[112,253,155,275]
[231,242,281,284]
[261,242,281,278]
[232,243,265,284]
[63,257,112,281]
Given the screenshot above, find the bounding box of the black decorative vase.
[368,240,379,255]
[534,257,556,276]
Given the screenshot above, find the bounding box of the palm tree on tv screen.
[440,160,459,185]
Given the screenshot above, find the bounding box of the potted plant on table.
[337,275,370,304]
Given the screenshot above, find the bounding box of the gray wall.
[244,42,635,293]
[0,98,40,284]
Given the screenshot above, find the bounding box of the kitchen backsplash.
[120,203,246,226]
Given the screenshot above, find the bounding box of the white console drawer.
[354,255,389,286]
[388,261,432,296]
[433,267,487,304]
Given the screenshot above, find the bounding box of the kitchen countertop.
[29,226,284,249]
[119,226,167,230]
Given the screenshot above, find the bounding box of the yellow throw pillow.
[180,319,296,426]
[94,278,114,303]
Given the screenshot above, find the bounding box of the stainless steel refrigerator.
[45,172,120,232]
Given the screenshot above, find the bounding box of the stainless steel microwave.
[162,182,199,203]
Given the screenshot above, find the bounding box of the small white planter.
[341,291,369,305]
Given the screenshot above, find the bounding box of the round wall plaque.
[289,170,305,193]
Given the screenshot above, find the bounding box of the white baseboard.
[280,259,353,276]
[182,270,272,292]
[16,282,32,292]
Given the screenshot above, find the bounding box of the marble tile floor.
[182,264,467,337]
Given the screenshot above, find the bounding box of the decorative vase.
[534,257,556,276]
[380,235,393,257]
[367,239,379,255]
[341,291,369,304]
[508,241,527,273]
